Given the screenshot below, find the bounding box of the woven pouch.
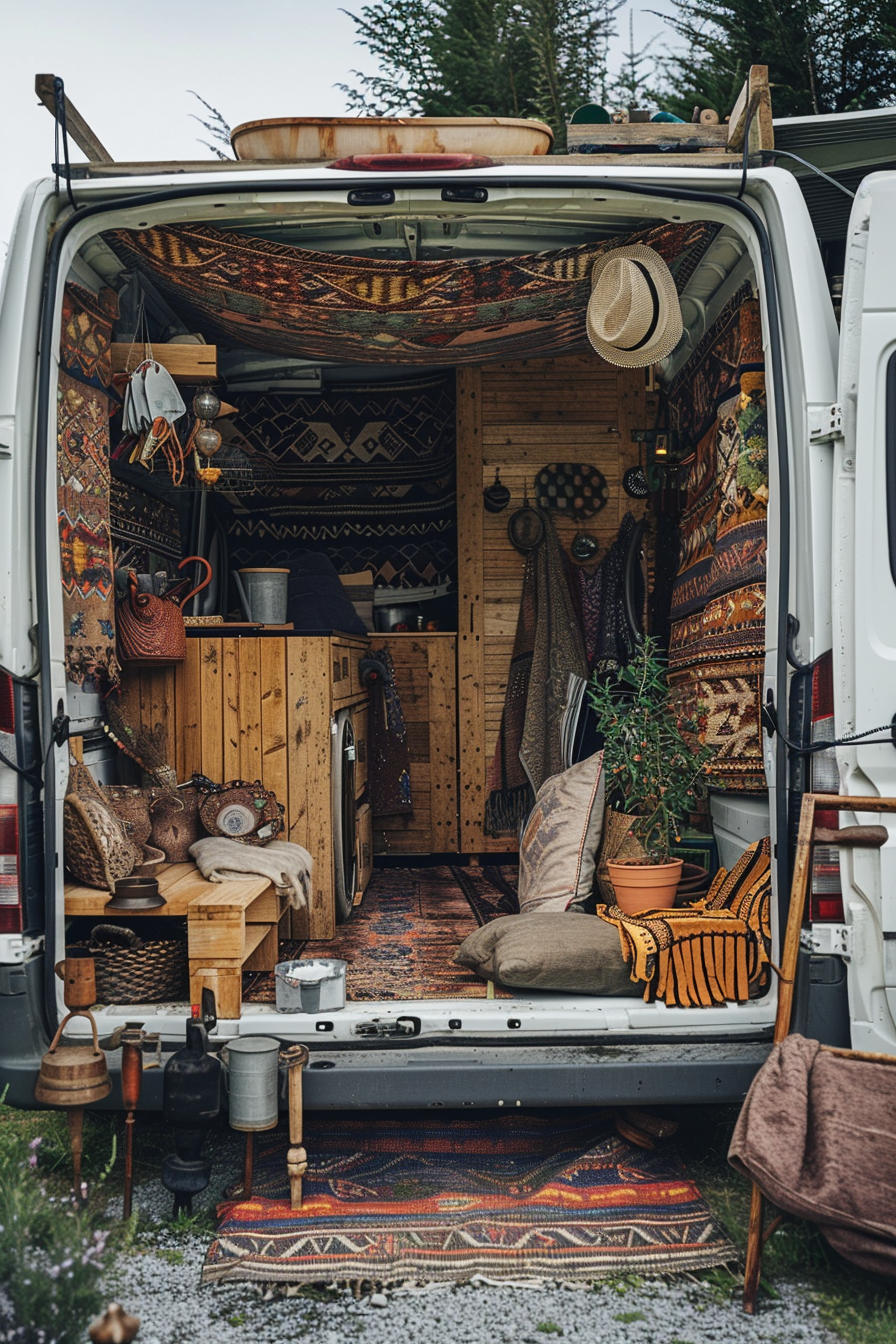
[596,808,646,903]
[148,786,202,862]
[102,785,153,849]
[82,924,188,1003]
[64,761,141,890]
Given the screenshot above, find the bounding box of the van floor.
[243,865,519,1003]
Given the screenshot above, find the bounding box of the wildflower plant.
[0,1097,117,1342]
[587,635,715,862]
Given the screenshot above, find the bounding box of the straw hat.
[586,244,683,367]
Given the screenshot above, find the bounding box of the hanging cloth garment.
[577,511,642,676]
[368,646,413,816]
[485,513,587,836]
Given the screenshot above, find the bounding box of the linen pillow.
[517,752,605,915]
[454,912,641,996]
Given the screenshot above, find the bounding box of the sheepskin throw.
[189,837,312,910]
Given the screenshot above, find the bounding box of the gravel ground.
[94,1149,840,1344]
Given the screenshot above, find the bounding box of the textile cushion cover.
[517,752,605,915]
[454,913,642,996]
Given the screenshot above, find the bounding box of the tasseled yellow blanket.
[596,837,772,1008]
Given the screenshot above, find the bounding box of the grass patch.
[674,1103,896,1343]
[613,1310,647,1323]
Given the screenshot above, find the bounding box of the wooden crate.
[373,634,459,854]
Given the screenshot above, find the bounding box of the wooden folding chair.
[742,792,896,1312]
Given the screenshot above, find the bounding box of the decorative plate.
[534,463,609,517]
[197,779,284,845]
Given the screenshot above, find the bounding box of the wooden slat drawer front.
[353,701,369,798]
[331,638,368,706]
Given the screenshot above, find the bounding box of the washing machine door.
[332,708,358,922]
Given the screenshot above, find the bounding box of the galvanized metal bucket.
[222,1036,280,1132]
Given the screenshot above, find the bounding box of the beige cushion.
[454,913,642,996]
[517,752,605,915]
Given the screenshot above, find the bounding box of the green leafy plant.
[587,635,715,862]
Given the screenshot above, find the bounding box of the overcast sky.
[1,0,672,261]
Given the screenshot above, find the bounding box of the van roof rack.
[36,67,774,179]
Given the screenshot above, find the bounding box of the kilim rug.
[104,220,720,366]
[203,1110,735,1285]
[242,866,517,1003]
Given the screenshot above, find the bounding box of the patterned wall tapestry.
[104,220,719,366]
[57,284,120,688]
[225,375,456,588]
[667,289,768,793]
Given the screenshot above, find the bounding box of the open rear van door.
[832,170,896,1049]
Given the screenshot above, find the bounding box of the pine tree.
[339,0,621,146]
[658,0,896,118]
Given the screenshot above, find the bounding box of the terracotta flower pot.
[607,858,683,915]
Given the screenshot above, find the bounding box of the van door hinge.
[808,403,843,444]
[801,924,852,958]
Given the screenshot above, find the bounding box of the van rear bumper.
[2,1033,772,1114]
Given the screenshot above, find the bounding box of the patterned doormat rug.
[204,1110,734,1286]
[243,865,520,1003]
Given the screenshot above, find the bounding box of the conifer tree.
[339,0,620,146]
[658,0,896,118]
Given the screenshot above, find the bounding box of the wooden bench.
[63,862,289,1019]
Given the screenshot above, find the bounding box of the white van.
[0,120,893,1110]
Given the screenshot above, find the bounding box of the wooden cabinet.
[123,632,369,941]
[373,634,459,855]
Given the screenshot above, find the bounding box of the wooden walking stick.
[283,1044,310,1210]
[120,1028,144,1221]
[743,793,896,1313]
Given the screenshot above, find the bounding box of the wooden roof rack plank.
[34,73,114,164]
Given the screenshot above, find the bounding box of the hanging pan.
[507,485,545,553]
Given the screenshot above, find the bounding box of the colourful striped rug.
[204,1110,734,1286]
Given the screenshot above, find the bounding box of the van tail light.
[329,153,494,172]
[0,806,21,935]
[809,652,845,922]
[0,672,13,736]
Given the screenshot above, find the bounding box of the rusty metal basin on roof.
[230,116,554,162]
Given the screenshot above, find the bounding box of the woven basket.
[148,786,202,862]
[597,808,647,903]
[75,924,189,1004]
[102,785,153,849]
[64,762,141,890]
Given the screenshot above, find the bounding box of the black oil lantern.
[161,1021,221,1217]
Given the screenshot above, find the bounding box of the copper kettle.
[117,556,211,665]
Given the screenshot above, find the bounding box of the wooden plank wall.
[120,636,340,940]
[457,353,650,852]
[374,634,459,854]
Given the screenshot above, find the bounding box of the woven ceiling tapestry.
[667,288,769,794]
[104,220,719,365]
[225,374,456,587]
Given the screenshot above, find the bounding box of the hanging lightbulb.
[192,388,221,421]
[194,426,222,457]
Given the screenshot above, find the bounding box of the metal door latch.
[353,1017,419,1038]
[801,924,852,958]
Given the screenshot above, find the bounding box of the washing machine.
[331,707,358,922]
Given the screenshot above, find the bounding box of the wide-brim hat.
[586,244,683,368]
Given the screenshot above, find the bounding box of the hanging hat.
[586,244,683,368]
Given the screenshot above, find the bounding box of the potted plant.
[587,635,715,913]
